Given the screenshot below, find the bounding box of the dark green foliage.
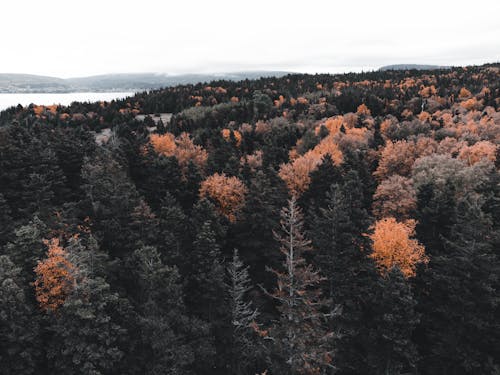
[46,276,132,375]
[310,172,381,374]
[0,255,41,375]
[415,196,500,374]
[132,246,212,375]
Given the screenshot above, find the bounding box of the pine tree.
[0,193,13,247]
[369,268,419,375]
[415,195,500,374]
[0,255,41,375]
[310,171,381,374]
[184,211,227,373]
[226,249,264,374]
[46,276,132,375]
[132,246,212,375]
[266,198,333,374]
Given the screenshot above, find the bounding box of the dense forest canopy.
[0,63,499,375]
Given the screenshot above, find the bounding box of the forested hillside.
[0,64,499,375]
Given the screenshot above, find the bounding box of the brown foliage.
[372,175,417,220]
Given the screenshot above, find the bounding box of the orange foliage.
[230,96,239,103]
[150,133,176,155]
[199,173,248,222]
[33,238,76,312]
[458,140,497,166]
[370,218,428,278]
[458,87,472,99]
[221,128,242,147]
[419,85,437,98]
[356,103,371,116]
[150,132,208,172]
[460,97,481,111]
[279,136,343,197]
[279,153,321,197]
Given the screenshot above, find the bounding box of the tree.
[199,173,248,222]
[415,195,500,374]
[266,198,333,374]
[131,246,211,375]
[184,213,227,373]
[33,238,76,312]
[370,217,428,278]
[372,175,417,220]
[0,193,13,247]
[0,255,41,375]
[46,276,132,375]
[369,269,419,375]
[310,171,381,374]
[226,249,265,375]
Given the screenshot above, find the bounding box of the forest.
[0,63,499,375]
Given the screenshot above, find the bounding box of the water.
[0,92,135,111]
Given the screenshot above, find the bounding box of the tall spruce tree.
[415,195,500,374]
[310,171,381,374]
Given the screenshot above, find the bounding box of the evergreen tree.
[46,276,132,375]
[0,193,13,247]
[415,195,500,374]
[310,171,381,374]
[266,198,333,374]
[0,255,41,375]
[226,249,264,374]
[369,268,419,375]
[132,246,212,375]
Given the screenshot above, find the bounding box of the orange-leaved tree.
[199,173,248,222]
[369,217,428,278]
[33,238,76,312]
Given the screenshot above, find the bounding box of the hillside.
[379,64,451,71]
[0,63,499,375]
[0,71,290,93]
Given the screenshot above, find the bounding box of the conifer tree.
[310,171,381,374]
[132,246,212,375]
[266,198,333,374]
[226,249,264,374]
[0,255,41,375]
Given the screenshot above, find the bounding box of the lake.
[0,92,135,111]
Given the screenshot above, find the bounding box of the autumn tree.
[370,217,428,278]
[33,238,76,312]
[266,198,333,374]
[372,175,417,220]
[199,173,248,222]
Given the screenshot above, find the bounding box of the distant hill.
[379,64,451,71]
[0,71,291,93]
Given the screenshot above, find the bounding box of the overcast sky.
[1,0,499,78]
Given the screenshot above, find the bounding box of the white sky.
[1,0,499,78]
